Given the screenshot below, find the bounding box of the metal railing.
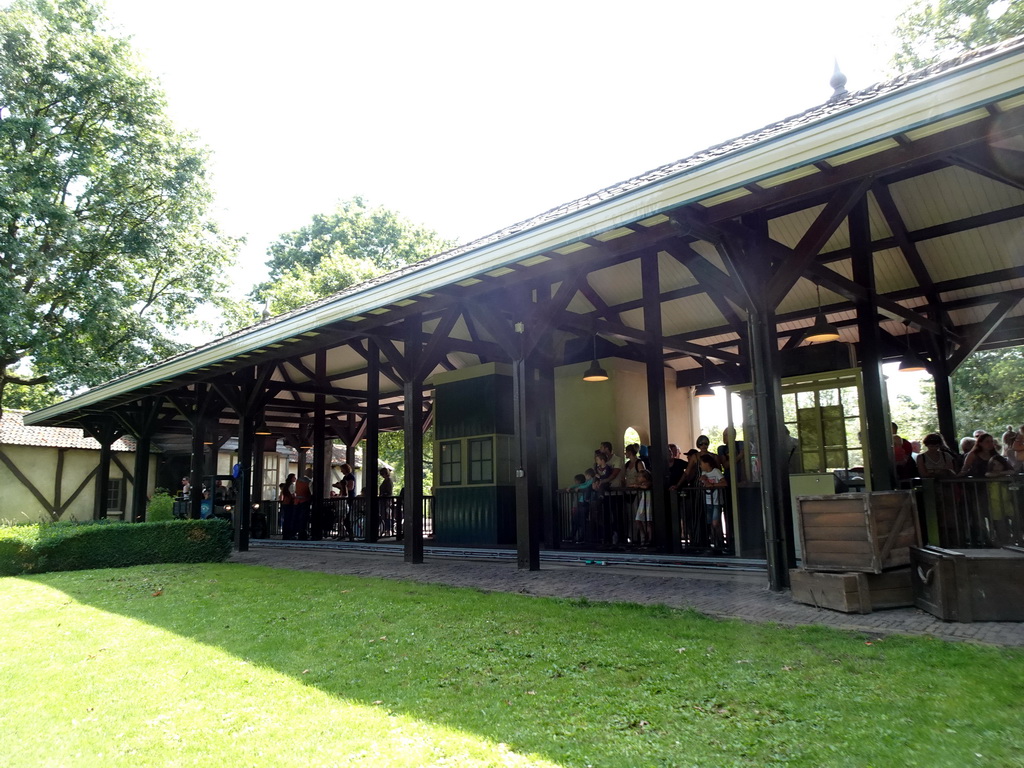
[921,476,1024,549]
[252,496,434,541]
[555,486,731,552]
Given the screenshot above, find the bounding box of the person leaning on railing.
[917,433,959,478]
[958,433,1016,478]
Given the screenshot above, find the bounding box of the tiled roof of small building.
[1,410,137,451]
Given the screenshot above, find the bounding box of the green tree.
[0,0,238,410]
[951,346,1024,436]
[893,0,1024,71]
[252,197,454,316]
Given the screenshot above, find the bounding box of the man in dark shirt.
[667,443,687,490]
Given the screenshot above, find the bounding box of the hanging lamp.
[582,334,608,382]
[693,360,715,398]
[804,284,841,343]
[254,420,272,435]
[898,322,927,372]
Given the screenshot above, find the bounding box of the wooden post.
[747,306,795,589]
[513,342,540,570]
[403,321,425,564]
[236,414,254,551]
[642,251,673,553]
[365,340,380,543]
[312,349,327,540]
[852,197,896,492]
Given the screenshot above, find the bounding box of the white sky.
[100,0,907,297]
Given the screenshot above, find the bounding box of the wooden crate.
[790,567,913,614]
[911,545,1024,622]
[797,491,921,574]
[790,569,870,613]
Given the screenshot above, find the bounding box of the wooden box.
[910,545,1024,622]
[797,491,920,574]
[790,567,914,614]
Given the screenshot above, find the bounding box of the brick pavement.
[229,542,1024,647]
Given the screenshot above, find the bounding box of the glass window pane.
[782,394,797,423]
[825,449,848,471]
[797,391,816,409]
[840,386,860,416]
[802,451,822,472]
[819,388,839,407]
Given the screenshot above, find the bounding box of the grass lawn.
[1,563,1022,767]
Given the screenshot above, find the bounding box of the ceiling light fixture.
[898,321,927,372]
[694,359,715,398]
[582,334,608,382]
[804,284,841,343]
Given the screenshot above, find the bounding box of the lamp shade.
[582,358,609,382]
[254,420,272,435]
[693,382,716,398]
[804,312,841,343]
[898,356,927,373]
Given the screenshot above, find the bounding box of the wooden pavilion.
[25,39,1024,589]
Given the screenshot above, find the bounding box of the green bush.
[0,526,37,576]
[0,519,233,575]
[146,491,176,522]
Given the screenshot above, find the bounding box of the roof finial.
[829,59,848,101]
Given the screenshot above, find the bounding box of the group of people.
[895,422,1024,481]
[277,472,314,540]
[567,437,732,549]
[277,465,396,541]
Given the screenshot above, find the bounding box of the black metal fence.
[252,496,434,542]
[555,486,731,552]
[920,477,1024,549]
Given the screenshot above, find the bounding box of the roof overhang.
[25,39,1024,428]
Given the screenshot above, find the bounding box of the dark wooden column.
[117,397,161,523]
[746,305,795,588]
[531,354,558,550]
[189,416,206,520]
[364,340,381,543]
[513,344,540,570]
[851,197,896,492]
[641,251,673,552]
[236,414,255,551]
[82,416,123,520]
[932,355,958,450]
[131,430,152,522]
[402,321,425,563]
[212,366,273,551]
[717,216,794,591]
[312,349,328,540]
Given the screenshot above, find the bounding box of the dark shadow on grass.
[24,562,1024,767]
[24,562,782,766]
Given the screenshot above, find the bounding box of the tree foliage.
[251,196,453,316]
[0,0,238,409]
[893,0,1024,71]
[951,346,1024,436]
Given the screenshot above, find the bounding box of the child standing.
[699,454,727,549]
[568,469,595,544]
[633,469,653,547]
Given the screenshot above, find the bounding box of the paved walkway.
[229,541,1024,647]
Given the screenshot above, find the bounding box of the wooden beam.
[766,178,874,306]
[947,293,1023,370]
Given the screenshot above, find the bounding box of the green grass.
[1,564,1022,767]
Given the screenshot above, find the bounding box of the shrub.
[0,526,38,576]
[0,519,233,575]
[146,491,176,522]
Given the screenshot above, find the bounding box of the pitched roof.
[1,410,137,451]
[24,35,1024,429]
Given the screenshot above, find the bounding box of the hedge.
[0,519,233,576]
